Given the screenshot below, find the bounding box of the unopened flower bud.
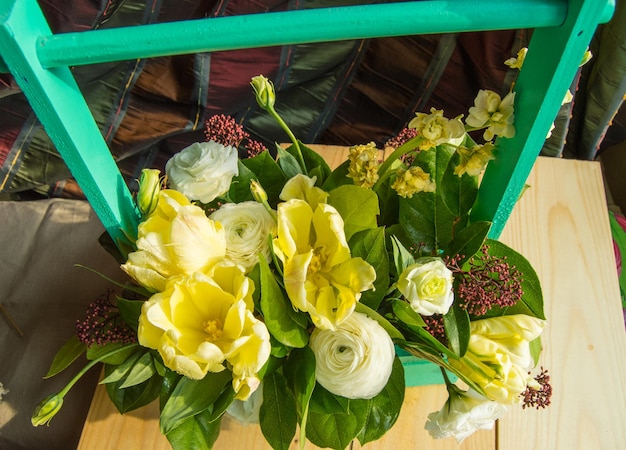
[250,75,276,110]
[32,394,64,426]
[250,179,268,203]
[137,169,161,217]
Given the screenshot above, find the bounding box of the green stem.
[268,106,306,172]
[373,135,422,191]
[58,343,139,398]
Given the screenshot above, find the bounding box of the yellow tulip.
[274,199,376,330]
[121,190,226,292]
[450,314,545,404]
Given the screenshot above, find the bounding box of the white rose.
[309,312,395,399]
[210,201,276,271]
[425,387,509,444]
[166,141,238,203]
[397,257,454,316]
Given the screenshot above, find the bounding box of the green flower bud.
[250,75,276,110]
[250,179,268,203]
[32,394,64,427]
[137,168,161,217]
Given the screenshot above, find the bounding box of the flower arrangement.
[33,58,552,449]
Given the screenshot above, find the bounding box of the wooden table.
[78,147,626,450]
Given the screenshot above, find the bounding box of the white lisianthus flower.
[210,201,276,272]
[425,386,509,444]
[309,312,395,399]
[166,141,238,203]
[397,257,454,316]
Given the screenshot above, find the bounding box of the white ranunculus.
[397,257,454,316]
[166,141,238,203]
[425,387,509,444]
[309,312,395,399]
[210,201,276,271]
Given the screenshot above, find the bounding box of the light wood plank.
[498,158,626,450]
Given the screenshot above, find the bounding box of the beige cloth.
[0,199,125,449]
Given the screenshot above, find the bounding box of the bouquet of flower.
[33,59,551,449]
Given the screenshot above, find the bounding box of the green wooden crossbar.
[0,0,615,246]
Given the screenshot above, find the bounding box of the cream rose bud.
[210,201,276,272]
[309,312,395,399]
[166,141,238,203]
[397,257,454,316]
[425,387,509,444]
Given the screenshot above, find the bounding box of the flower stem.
[373,136,422,191]
[268,106,306,172]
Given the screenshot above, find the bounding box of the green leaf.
[241,151,286,206]
[305,385,357,450]
[86,342,137,365]
[355,358,405,445]
[259,254,309,348]
[116,297,144,331]
[443,301,471,357]
[391,300,427,328]
[260,371,298,450]
[483,239,545,320]
[119,351,157,388]
[284,347,316,449]
[277,144,303,179]
[355,302,404,340]
[389,234,415,277]
[99,350,144,384]
[207,384,236,423]
[105,367,162,414]
[375,172,401,228]
[399,145,457,252]
[529,336,543,366]
[44,335,86,379]
[349,227,389,310]
[328,185,379,241]
[160,370,232,435]
[228,161,256,203]
[321,160,352,191]
[443,221,491,265]
[441,151,479,217]
[291,141,332,184]
[166,409,222,450]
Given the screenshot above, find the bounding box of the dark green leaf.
[116,297,144,331]
[228,161,256,203]
[105,366,162,414]
[321,160,352,191]
[99,350,144,384]
[391,300,427,328]
[241,151,286,206]
[306,385,357,450]
[443,301,471,357]
[119,351,157,388]
[374,172,400,228]
[44,335,86,379]
[441,151,479,216]
[355,358,405,445]
[166,409,222,450]
[356,302,404,340]
[389,234,416,277]
[259,254,309,348]
[208,385,236,423]
[277,144,303,179]
[86,342,137,365]
[443,221,491,265]
[349,227,389,310]
[260,371,298,450]
[284,347,316,447]
[290,141,332,184]
[160,370,232,434]
[328,185,379,241]
[482,239,545,320]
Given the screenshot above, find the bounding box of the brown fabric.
[0,199,126,449]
